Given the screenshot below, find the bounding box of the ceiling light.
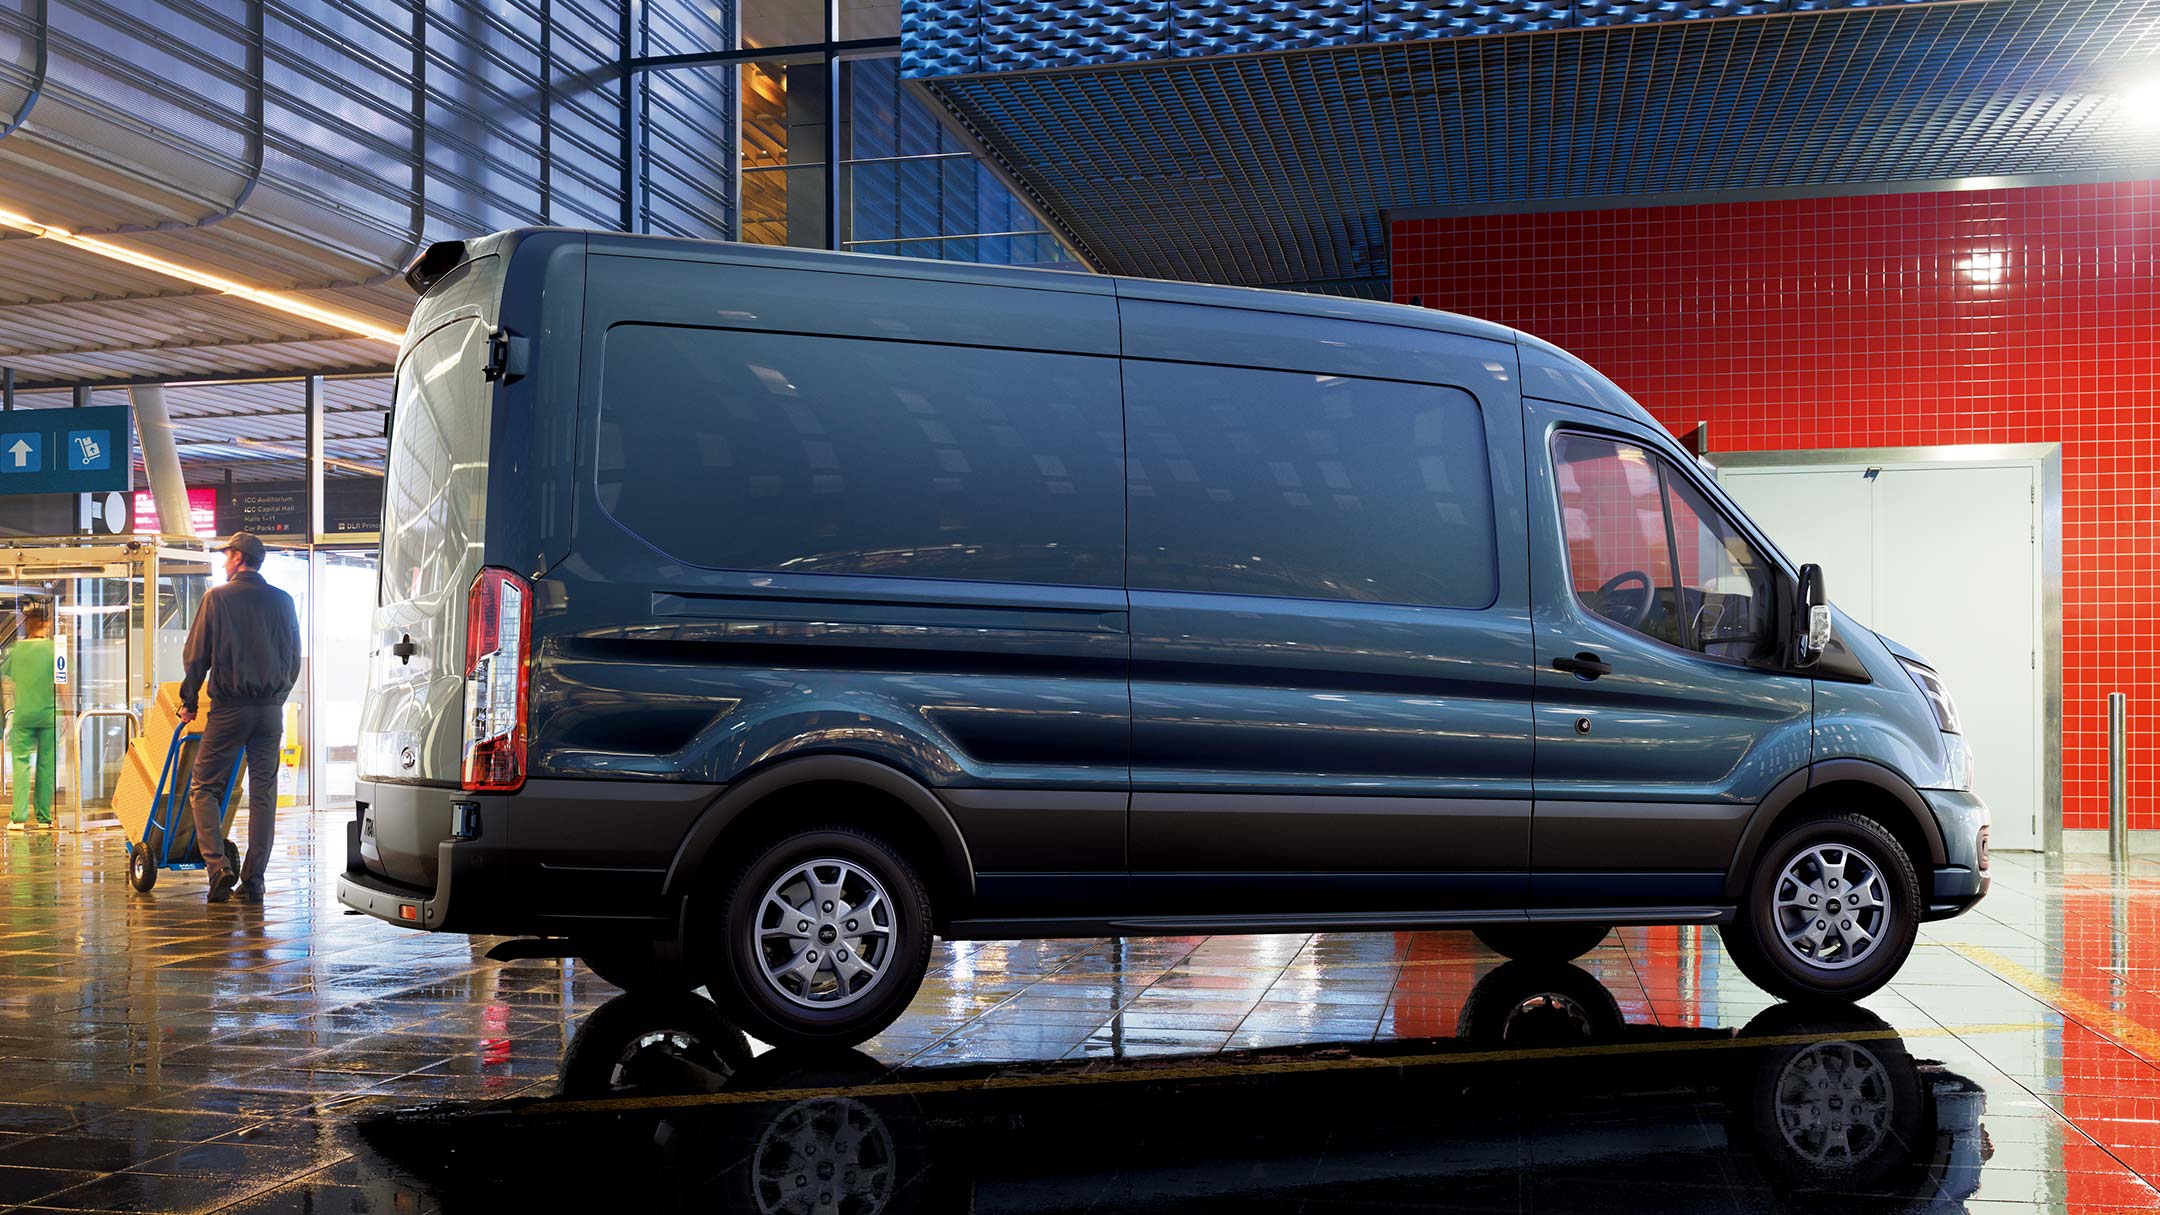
[2120,79,2160,129]
[0,207,405,346]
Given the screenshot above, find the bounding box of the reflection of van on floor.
[361,978,1988,1215]
[338,230,1989,1050]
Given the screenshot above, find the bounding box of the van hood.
[1872,630,1935,670]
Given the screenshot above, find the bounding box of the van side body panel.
[484,229,587,581]
[1119,292,1538,913]
[530,250,1132,918]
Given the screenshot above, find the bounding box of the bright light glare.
[2121,80,2160,129]
[0,206,404,346]
[1958,250,2006,287]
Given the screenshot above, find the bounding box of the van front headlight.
[1899,658,1963,735]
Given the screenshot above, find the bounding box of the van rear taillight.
[462,567,531,792]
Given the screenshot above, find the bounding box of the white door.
[1721,462,2043,850]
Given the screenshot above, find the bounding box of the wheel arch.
[1723,759,1946,901]
[662,754,978,918]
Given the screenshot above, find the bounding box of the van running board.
[942,906,1735,941]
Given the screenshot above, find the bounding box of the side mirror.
[1794,563,1832,666]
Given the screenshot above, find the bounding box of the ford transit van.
[339,229,1989,1049]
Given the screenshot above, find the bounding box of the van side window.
[1664,472,1777,659]
[1125,362,1496,609]
[595,326,1124,585]
[1552,433,1774,658]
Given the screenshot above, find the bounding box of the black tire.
[558,991,751,1098]
[708,825,933,1053]
[127,830,158,892]
[1472,921,1612,964]
[1720,812,1921,1003]
[1727,1004,1930,1205]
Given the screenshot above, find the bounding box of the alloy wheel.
[755,859,897,1010]
[1772,842,1892,971]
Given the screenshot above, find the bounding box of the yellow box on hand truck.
[117,682,246,892]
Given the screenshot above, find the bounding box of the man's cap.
[21,601,47,622]
[215,532,266,566]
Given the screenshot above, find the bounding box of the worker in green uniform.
[5,601,55,831]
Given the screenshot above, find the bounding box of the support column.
[304,375,325,817]
[305,374,325,542]
[128,385,193,541]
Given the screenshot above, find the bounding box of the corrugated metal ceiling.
[919,0,2160,286]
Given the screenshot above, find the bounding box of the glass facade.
[633,1,1082,269]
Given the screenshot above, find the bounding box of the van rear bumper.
[336,778,717,937]
[336,806,502,934]
[337,826,459,930]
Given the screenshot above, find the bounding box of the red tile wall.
[1393,181,2160,833]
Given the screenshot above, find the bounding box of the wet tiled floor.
[5,811,2160,1211]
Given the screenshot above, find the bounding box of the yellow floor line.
[524,1020,2045,1117]
[1946,942,2160,1063]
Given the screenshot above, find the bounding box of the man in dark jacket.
[179,532,301,905]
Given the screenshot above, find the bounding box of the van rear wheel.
[1720,811,1920,1003]
[708,825,932,1052]
[1472,922,1611,964]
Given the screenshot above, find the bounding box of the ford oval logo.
[399,745,418,771]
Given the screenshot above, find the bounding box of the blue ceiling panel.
[914,0,2160,286]
[1174,0,1370,55]
[902,0,983,77]
[1369,0,1573,38]
[980,0,1175,70]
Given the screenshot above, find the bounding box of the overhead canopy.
[907,0,2160,288]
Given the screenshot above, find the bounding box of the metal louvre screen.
[0,0,637,270]
[922,0,2160,286]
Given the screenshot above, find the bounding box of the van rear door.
[357,253,502,880]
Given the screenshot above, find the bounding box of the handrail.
[72,708,140,835]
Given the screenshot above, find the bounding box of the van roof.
[435,228,1662,433]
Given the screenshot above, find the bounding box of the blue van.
[338,230,1989,1049]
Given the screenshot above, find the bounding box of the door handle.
[1552,652,1612,679]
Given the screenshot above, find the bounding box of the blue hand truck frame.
[126,720,244,893]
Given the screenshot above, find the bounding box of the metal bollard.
[2111,692,2130,863]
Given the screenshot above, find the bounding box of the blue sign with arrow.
[0,432,42,475]
[0,407,130,495]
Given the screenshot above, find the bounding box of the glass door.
[67,570,136,821]
[312,547,377,813]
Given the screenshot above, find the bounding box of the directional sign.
[0,407,131,496]
[66,430,110,471]
[0,432,42,474]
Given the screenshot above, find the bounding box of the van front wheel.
[1721,812,1921,1003]
[709,825,932,1052]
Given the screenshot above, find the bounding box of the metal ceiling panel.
[0,0,635,387]
[917,0,2160,286]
